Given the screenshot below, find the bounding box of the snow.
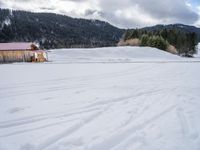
[194,43,200,58]
[0,17,11,30]
[4,18,11,26]
[0,46,200,150]
[48,46,182,63]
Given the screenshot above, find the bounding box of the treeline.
[123,28,198,56]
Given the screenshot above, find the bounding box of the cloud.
[0,0,199,28]
[0,0,5,7]
[194,6,200,27]
[97,0,199,27]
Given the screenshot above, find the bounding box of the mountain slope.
[142,24,200,40]
[122,24,199,55]
[0,9,124,49]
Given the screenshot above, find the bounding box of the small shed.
[0,42,47,63]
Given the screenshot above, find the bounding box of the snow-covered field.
[0,46,200,150]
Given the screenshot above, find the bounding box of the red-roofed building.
[0,42,47,63]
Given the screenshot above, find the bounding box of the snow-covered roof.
[0,42,38,51]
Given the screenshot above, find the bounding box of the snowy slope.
[0,47,200,150]
[48,46,182,63]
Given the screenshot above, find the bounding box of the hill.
[142,24,200,40]
[49,46,182,63]
[121,24,200,56]
[0,9,124,49]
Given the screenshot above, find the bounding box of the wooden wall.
[0,50,46,63]
[0,51,32,63]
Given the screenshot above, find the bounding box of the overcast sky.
[0,0,200,28]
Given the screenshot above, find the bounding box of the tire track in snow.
[87,105,176,150]
[0,107,101,129]
[176,107,199,140]
[0,118,78,137]
[34,106,108,150]
[111,132,146,150]
[87,88,165,109]
[176,107,190,136]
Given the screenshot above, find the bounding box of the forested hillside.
[142,24,200,40]
[122,24,200,56]
[0,9,124,49]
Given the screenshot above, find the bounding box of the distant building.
[0,42,47,63]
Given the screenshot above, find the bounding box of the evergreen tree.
[123,27,199,56]
[140,34,149,46]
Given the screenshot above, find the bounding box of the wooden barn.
[0,42,47,63]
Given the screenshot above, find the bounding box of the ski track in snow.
[0,46,200,150]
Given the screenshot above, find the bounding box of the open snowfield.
[0,46,200,150]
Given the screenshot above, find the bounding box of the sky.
[0,0,200,28]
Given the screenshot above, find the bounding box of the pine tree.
[140,34,149,46]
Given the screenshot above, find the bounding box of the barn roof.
[0,42,39,51]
